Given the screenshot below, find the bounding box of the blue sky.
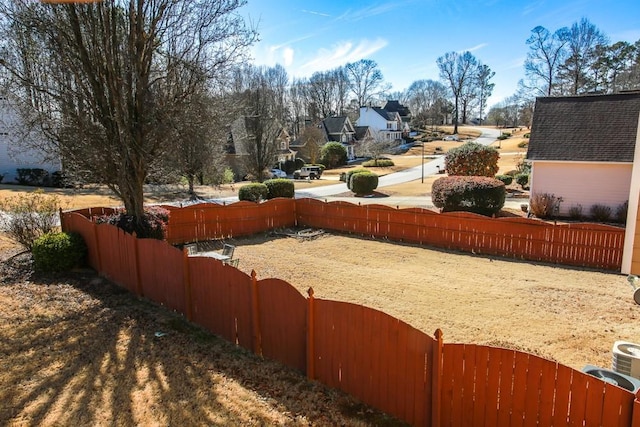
[240,0,640,107]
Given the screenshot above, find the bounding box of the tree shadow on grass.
[0,255,405,426]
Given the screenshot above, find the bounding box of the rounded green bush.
[515,173,529,188]
[346,168,370,190]
[495,174,513,186]
[238,183,268,202]
[432,176,506,216]
[444,142,499,177]
[32,232,87,272]
[264,178,294,199]
[350,171,379,196]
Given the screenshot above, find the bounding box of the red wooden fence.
[121,198,625,271]
[295,198,624,271]
[61,209,640,426]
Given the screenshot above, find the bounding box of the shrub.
[497,134,509,140]
[362,159,395,167]
[444,142,499,176]
[238,183,268,202]
[222,168,235,184]
[515,173,529,188]
[346,169,370,190]
[495,175,513,186]
[517,141,528,148]
[339,172,347,182]
[264,178,294,199]
[590,204,612,222]
[32,232,87,272]
[616,200,629,223]
[0,189,60,250]
[523,133,530,138]
[350,172,379,196]
[16,168,51,186]
[320,142,347,168]
[431,176,506,216]
[568,205,583,220]
[96,206,169,240]
[529,193,562,219]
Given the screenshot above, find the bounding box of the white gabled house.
[356,106,404,143]
[0,96,60,183]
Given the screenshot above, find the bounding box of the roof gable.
[527,92,640,163]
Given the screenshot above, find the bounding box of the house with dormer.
[356,105,404,143]
[383,100,411,136]
[320,116,357,160]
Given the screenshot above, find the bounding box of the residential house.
[356,105,404,144]
[525,91,640,274]
[320,116,357,160]
[227,115,295,179]
[383,100,411,136]
[0,96,60,183]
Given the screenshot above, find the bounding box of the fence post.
[432,328,444,427]
[307,287,315,380]
[183,248,192,321]
[132,232,143,297]
[631,390,640,427]
[251,270,262,356]
[93,221,103,273]
[59,208,65,232]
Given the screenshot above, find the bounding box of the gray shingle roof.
[527,92,640,163]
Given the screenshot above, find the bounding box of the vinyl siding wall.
[0,98,60,182]
[531,161,632,217]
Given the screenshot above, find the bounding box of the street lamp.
[421,141,424,183]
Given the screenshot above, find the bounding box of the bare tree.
[298,125,323,164]
[345,59,388,107]
[230,65,284,182]
[0,0,256,234]
[164,91,227,198]
[405,79,449,129]
[558,18,608,94]
[475,64,495,125]
[524,25,569,96]
[436,51,478,134]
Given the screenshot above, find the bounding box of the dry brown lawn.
[5,126,592,427]
[230,232,634,373]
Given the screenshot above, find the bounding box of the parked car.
[443,134,459,141]
[293,166,322,180]
[270,168,287,178]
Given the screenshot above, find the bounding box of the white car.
[443,134,459,141]
[270,168,287,178]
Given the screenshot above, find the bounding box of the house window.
[387,123,392,129]
[280,141,287,150]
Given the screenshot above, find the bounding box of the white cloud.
[282,47,294,66]
[300,38,388,73]
[300,9,331,17]
[463,43,489,53]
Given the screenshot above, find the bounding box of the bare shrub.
[568,205,583,220]
[615,201,629,224]
[529,193,561,219]
[0,190,61,250]
[590,204,612,222]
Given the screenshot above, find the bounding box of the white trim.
[622,112,640,274]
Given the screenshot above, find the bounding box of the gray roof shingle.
[527,92,640,163]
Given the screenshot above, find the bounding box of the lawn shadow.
[0,254,404,426]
